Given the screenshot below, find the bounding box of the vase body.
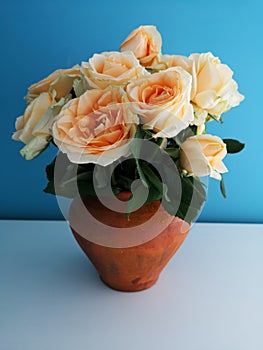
[69,192,190,292]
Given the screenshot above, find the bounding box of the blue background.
[1,0,262,222]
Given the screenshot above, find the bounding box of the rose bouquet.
[12,25,244,223]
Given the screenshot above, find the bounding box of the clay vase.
[69,192,190,292]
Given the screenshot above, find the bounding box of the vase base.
[99,275,159,292]
[69,194,190,293]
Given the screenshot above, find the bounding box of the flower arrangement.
[12,25,244,223]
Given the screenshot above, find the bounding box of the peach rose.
[12,92,54,159]
[160,55,206,126]
[81,51,148,89]
[126,67,194,138]
[189,52,244,120]
[52,88,139,165]
[26,65,81,103]
[161,54,193,73]
[120,25,162,68]
[180,134,228,180]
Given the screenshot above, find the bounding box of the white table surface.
[0,221,263,350]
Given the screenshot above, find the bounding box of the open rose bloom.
[12,25,245,223]
[52,88,138,165]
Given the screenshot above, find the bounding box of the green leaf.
[44,154,96,198]
[140,162,163,193]
[135,159,148,187]
[126,184,148,219]
[134,124,146,140]
[46,157,56,181]
[130,138,148,187]
[220,177,227,198]
[174,176,207,223]
[174,126,195,145]
[208,113,224,124]
[223,139,245,154]
[143,129,154,139]
[165,148,179,158]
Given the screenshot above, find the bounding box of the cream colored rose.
[26,65,81,103]
[81,51,148,89]
[13,65,82,159]
[120,25,162,67]
[161,54,193,73]
[126,67,194,138]
[12,92,54,159]
[160,55,205,126]
[189,52,244,119]
[52,88,139,165]
[180,134,228,180]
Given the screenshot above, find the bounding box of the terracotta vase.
[69,192,190,292]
